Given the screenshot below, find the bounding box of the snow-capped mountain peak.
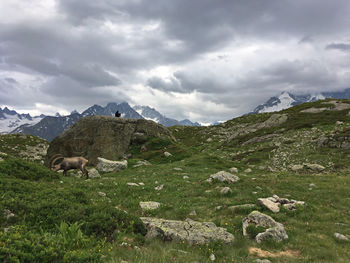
[0,107,45,134]
[252,89,348,114]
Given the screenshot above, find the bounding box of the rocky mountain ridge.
[8,102,199,141]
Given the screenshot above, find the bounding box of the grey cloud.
[1,0,350,122]
[4,78,17,84]
[326,43,350,52]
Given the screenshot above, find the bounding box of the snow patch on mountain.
[253,91,329,114]
[0,108,44,134]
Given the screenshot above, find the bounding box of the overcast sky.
[1,0,350,123]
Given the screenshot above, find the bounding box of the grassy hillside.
[1,99,350,262]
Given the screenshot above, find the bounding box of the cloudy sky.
[1,0,350,123]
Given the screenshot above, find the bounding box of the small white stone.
[98,192,106,197]
[209,253,215,261]
[334,233,349,241]
[127,183,139,187]
[164,152,172,157]
[155,184,164,191]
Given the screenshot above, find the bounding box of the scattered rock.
[141,217,235,245]
[139,201,161,211]
[244,168,252,173]
[258,195,305,212]
[257,198,280,213]
[78,168,100,178]
[155,184,164,191]
[140,145,147,152]
[208,171,239,184]
[206,138,213,142]
[209,254,216,261]
[304,163,325,172]
[291,164,304,172]
[309,183,316,188]
[336,121,344,125]
[290,163,325,172]
[220,187,232,195]
[254,259,271,263]
[164,152,172,157]
[334,232,349,241]
[133,160,151,168]
[249,247,300,258]
[96,157,127,172]
[301,107,328,113]
[229,167,238,173]
[98,192,106,197]
[189,210,197,216]
[127,183,139,187]
[242,134,278,146]
[228,204,256,212]
[242,211,288,243]
[215,206,222,211]
[183,175,189,179]
[173,167,183,171]
[3,209,15,219]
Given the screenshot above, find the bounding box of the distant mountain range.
[0,107,45,134]
[252,88,350,114]
[1,102,199,141]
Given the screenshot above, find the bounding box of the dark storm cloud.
[1,0,350,121]
[326,43,350,52]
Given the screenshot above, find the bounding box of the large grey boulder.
[242,211,288,243]
[46,116,175,165]
[141,217,234,245]
[208,171,239,184]
[96,157,127,172]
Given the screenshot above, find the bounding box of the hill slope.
[1,99,350,262]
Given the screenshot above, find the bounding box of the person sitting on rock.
[115,110,121,117]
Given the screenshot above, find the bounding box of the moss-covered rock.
[46,116,175,165]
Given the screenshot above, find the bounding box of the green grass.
[2,99,350,262]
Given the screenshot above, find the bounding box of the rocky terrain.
[1,98,350,262]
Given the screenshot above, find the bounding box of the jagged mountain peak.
[253,90,333,114]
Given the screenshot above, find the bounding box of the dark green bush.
[0,225,102,263]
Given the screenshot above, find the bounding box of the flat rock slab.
[96,157,127,172]
[141,217,235,245]
[228,204,257,212]
[242,211,288,243]
[208,171,239,184]
[133,160,151,168]
[257,198,281,213]
[139,201,161,211]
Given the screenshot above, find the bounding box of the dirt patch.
[249,247,300,258]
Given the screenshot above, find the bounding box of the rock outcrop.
[46,116,175,165]
[141,217,235,245]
